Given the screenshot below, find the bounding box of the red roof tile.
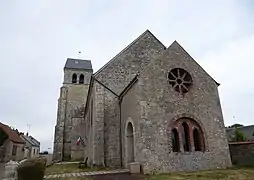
[0,122,25,144]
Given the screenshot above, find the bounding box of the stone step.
[44,169,130,179]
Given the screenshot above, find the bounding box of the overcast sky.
[0,0,254,152]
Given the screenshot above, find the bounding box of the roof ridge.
[67,58,91,61]
[94,29,166,76]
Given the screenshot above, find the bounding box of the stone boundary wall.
[229,141,254,166]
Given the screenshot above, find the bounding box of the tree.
[233,128,246,142]
[226,124,244,128]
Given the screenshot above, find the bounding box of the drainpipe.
[119,98,123,168]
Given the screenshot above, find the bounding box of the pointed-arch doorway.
[126,122,134,163]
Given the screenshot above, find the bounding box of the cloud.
[0,0,253,151]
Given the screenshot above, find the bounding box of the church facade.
[53,30,232,173]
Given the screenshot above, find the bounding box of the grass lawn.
[149,166,254,180]
[45,163,111,175]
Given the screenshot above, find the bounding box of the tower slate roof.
[64,58,92,70]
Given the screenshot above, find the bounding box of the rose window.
[168,68,192,93]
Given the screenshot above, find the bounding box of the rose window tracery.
[168,68,192,93]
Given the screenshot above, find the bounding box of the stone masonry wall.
[229,142,254,166]
[120,85,140,168]
[95,30,166,95]
[120,41,231,173]
[103,91,120,167]
[84,88,93,165]
[62,84,90,161]
[92,82,105,166]
[92,30,166,167]
[53,86,67,161]
[70,117,86,160]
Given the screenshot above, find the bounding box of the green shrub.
[17,157,47,180]
[233,128,246,142]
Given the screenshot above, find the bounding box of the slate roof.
[20,134,40,147]
[29,136,40,147]
[0,122,25,144]
[64,58,92,70]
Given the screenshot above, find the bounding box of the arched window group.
[72,73,84,84]
[171,118,205,153]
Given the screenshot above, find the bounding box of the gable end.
[94,29,166,76]
[171,41,220,86]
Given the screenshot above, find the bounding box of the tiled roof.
[0,122,25,144]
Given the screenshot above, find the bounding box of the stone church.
[53,30,232,173]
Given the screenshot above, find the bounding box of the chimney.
[26,132,28,136]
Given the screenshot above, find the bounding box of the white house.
[20,133,40,159]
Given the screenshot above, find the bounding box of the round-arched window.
[79,74,84,84]
[170,118,205,152]
[72,73,77,83]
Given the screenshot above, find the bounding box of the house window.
[33,149,35,154]
[72,73,77,83]
[79,74,84,84]
[12,145,17,155]
[172,128,180,152]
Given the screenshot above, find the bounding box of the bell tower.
[53,58,93,161]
